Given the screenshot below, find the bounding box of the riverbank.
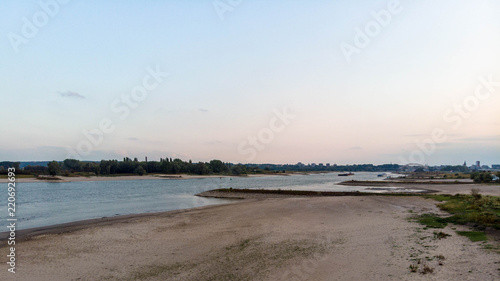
[0,173,275,183]
[339,180,500,196]
[1,193,499,280]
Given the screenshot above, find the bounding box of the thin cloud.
[348,146,362,150]
[128,137,139,141]
[198,108,209,113]
[59,91,86,99]
[458,135,500,143]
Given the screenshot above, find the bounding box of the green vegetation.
[456,231,487,242]
[413,191,500,246]
[416,214,448,228]
[1,158,261,178]
[47,160,60,176]
[0,160,403,178]
[482,244,500,253]
[422,193,500,229]
[439,165,470,173]
[214,188,424,197]
[470,171,500,183]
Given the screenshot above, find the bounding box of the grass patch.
[416,214,448,228]
[213,188,424,197]
[424,193,500,229]
[456,231,487,242]
[424,194,453,202]
[482,244,500,253]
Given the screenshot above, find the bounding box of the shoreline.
[0,201,243,244]
[339,180,475,186]
[0,173,278,183]
[196,188,438,200]
[3,181,498,242]
[2,194,498,280]
[2,182,496,243]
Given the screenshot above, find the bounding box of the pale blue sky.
[1,0,499,165]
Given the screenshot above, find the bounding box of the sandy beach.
[1,183,500,280]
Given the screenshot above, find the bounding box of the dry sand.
[1,188,500,280]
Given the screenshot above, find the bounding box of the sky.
[1,0,499,166]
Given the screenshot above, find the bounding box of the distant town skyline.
[3,158,499,169]
[1,0,499,165]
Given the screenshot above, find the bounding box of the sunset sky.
[1,0,499,165]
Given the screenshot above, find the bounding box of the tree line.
[1,160,403,177]
[40,158,248,176]
[470,171,500,183]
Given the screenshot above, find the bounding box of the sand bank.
[0,174,262,183]
[340,180,500,196]
[1,193,499,280]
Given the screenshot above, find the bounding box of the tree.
[134,166,146,176]
[63,159,81,172]
[91,163,101,176]
[194,162,209,175]
[171,162,181,174]
[47,161,60,176]
[209,159,225,174]
[231,164,247,175]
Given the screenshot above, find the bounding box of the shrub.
[134,166,146,176]
[470,188,481,200]
[420,263,434,274]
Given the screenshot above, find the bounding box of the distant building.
[476,161,481,167]
[318,163,324,167]
[326,163,331,167]
[463,161,467,167]
[492,164,500,170]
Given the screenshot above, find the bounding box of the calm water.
[1,172,397,230]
